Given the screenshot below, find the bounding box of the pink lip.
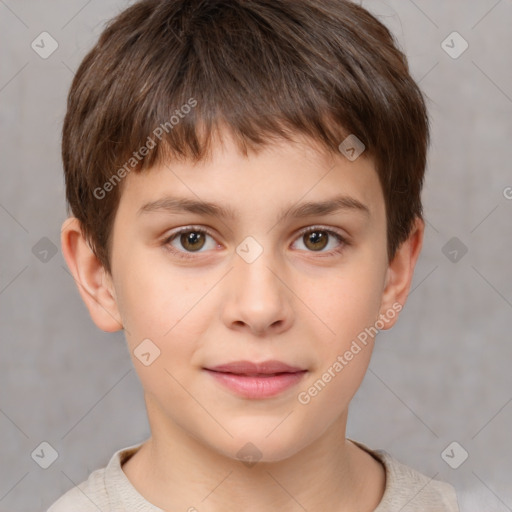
[206,360,305,375]
[204,360,307,399]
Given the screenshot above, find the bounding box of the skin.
[61,129,424,511]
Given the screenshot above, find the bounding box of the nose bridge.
[235,236,283,304]
[223,235,292,334]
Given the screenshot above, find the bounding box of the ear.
[60,217,123,332]
[378,217,424,329]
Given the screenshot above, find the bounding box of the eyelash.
[163,225,349,261]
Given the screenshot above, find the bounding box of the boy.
[49,0,460,510]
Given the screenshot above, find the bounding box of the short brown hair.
[62,0,429,274]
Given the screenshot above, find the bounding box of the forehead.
[118,131,384,221]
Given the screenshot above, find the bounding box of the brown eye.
[179,231,206,252]
[292,227,347,256]
[303,230,329,251]
[165,227,217,257]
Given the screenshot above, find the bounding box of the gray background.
[1,0,511,510]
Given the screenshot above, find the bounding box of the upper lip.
[205,360,306,375]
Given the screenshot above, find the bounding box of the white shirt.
[48,439,460,511]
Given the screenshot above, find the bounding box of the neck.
[122,394,385,512]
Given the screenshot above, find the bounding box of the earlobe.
[60,217,123,332]
[379,217,425,329]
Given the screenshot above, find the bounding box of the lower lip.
[204,369,307,399]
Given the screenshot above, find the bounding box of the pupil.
[182,232,205,251]
[306,231,327,251]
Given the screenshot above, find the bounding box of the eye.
[292,226,347,255]
[164,227,218,258]
[163,225,348,260]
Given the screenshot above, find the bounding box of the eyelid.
[295,224,347,240]
[165,225,216,239]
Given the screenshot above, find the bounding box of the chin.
[211,409,340,466]
[215,430,309,466]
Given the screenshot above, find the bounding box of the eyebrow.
[138,194,370,222]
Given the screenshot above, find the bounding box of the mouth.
[205,360,306,375]
[203,360,307,399]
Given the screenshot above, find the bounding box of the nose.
[221,249,294,337]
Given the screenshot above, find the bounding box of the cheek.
[312,263,385,344]
[294,281,380,433]
[296,255,385,402]
[114,250,187,336]
[115,267,201,397]
[113,256,211,372]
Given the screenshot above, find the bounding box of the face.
[106,131,394,462]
